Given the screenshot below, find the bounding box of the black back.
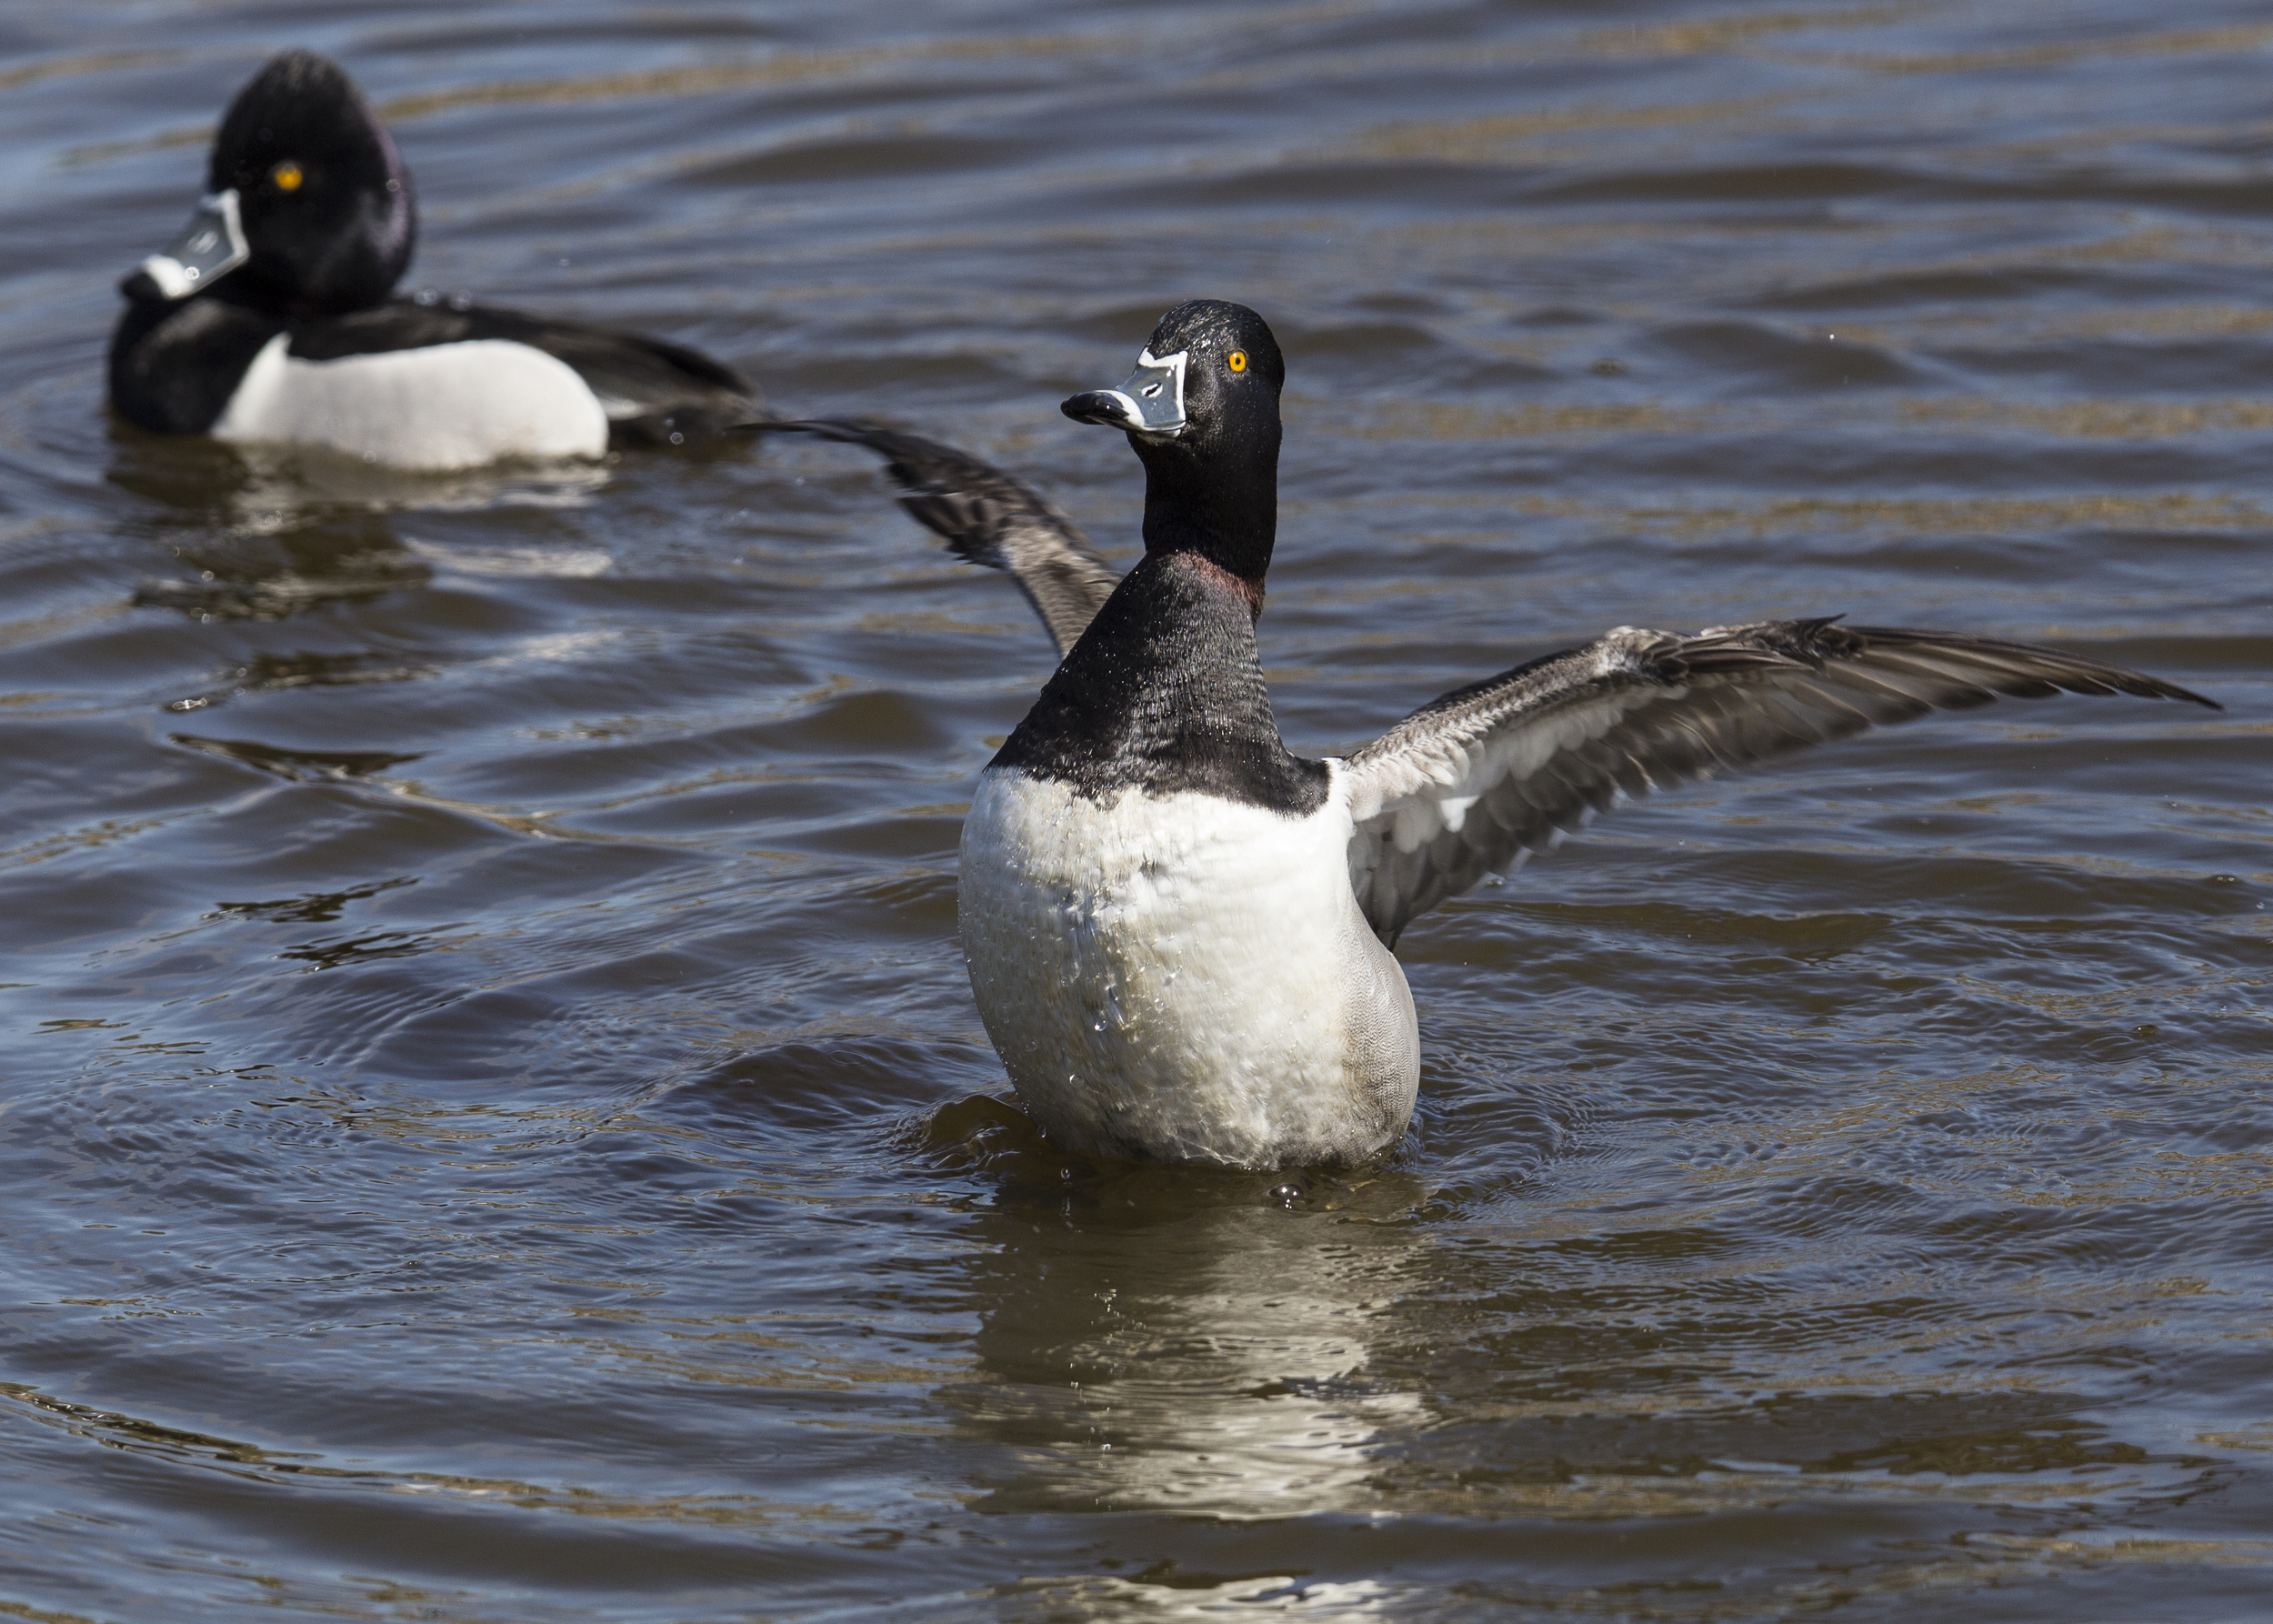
[290,301,758,440]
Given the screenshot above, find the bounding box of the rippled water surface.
[4,3,2270,1619]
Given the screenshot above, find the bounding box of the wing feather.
[739,418,1120,657]
[1341,619,2218,946]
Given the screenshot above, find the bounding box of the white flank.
[212,336,610,471]
[959,765,1418,1168]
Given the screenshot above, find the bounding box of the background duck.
[756,299,2220,1169]
[107,49,756,471]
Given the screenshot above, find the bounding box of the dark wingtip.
[2088,673,2221,709]
[1839,624,2224,711]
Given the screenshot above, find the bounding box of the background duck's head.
[1063,300,1286,580]
[128,50,416,317]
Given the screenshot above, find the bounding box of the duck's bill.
[130,189,249,300]
[1060,347,1187,437]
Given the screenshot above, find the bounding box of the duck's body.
[113,295,752,467]
[961,550,1418,1166]
[107,51,754,470]
[963,767,1417,1168]
[762,302,2220,1169]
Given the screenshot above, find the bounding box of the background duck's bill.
[134,188,248,300]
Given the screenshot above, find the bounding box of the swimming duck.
[756,300,2218,1170]
[109,50,756,471]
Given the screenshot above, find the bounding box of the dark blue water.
[2,2,2268,1618]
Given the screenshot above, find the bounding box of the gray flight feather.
[1340,618,2219,947]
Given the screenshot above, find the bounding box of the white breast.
[212,335,610,471]
[958,764,1418,1168]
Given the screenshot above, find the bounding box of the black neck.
[1133,416,1278,587]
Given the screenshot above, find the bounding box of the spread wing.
[742,418,1119,657]
[1341,618,2219,947]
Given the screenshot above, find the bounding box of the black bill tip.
[1060,390,1135,428]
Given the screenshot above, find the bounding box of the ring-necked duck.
[109,50,756,471]
[756,301,2218,1169]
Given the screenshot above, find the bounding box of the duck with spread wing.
[754,300,2218,1170]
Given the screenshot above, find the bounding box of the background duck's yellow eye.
[271,161,304,192]
[1227,349,1247,373]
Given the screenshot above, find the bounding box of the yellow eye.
[1227,349,1247,373]
[271,161,304,192]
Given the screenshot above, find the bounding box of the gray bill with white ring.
[1059,347,1187,437]
[137,188,250,300]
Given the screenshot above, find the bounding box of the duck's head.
[1063,300,1286,579]
[125,50,416,317]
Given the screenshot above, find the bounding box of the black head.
[1062,300,1286,582]
[125,51,416,316]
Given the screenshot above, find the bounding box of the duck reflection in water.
[930,1098,1428,1520]
[107,417,616,630]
